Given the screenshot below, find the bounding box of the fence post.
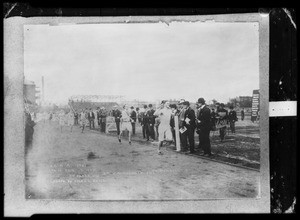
[174,115,181,151]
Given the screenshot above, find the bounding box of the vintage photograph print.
[22,20,262,201]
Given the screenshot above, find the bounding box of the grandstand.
[69,100,118,112]
[68,95,122,113]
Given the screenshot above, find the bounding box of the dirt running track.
[25,121,260,200]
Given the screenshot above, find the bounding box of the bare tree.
[227,97,240,108]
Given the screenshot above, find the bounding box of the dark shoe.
[129,141,131,145]
[118,138,121,143]
[186,150,195,154]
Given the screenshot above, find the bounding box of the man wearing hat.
[130,106,137,135]
[112,105,122,135]
[96,107,101,129]
[88,108,95,130]
[196,98,212,156]
[216,103,228,141]
[99,107,108,132]
[181,101,196,153]
[228,105,238,134]
[178,99,186,151]
[169,104,180,146]
[146,104,156,141]
[140,105,149,139]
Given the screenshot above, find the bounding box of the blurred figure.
[136,107,141,124]
[112,105,122,135]
[196,98,212,156]
[93,108,98,129]
[59,111,66,133]
[118,104,133,144]
[85,108,89,120]
[43,111,47,123]
[74,111,79,125]
[25,108,35,149]
[241,108,245,121]
[67,110,74,132]
[88,108,95,130]
[170,104,180,146]
[130,106,137,135]
[228,105,238,134]
[96,107,101,129]
[210,108,217,131]
[141,105,148,139]
[100,107,107,132]
[178,99,186,151]
[216,103,228,141]
[146,104,155,141]
[154,117,160,141]
[79,109,87,133]
[49,112,53,123]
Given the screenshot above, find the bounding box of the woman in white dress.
[59,111,66,133]
[79,109,87,133]
[67,110,74,132]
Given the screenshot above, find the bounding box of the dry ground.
[25,120,260,200]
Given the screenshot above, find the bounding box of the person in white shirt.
[118,104,133,145]
[154,100,173,155]
[59,110,66,133]
[67,110,74,132]
[79,109,87,133]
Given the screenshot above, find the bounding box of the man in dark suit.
[228,105,238,133]
[88,108,95,129]
[196,98,212,156]
[130,106,137,135]
[112,105,121,135]
[210,108,217,131]
[241,108,245,121]
[99,107,107,132]
[181,101,196,154]
[74,111,79,125]
[169,104,180,146]
[146,104,155,141]
[177,99,186,151]
[96,107,101,129]
[216,103,228,141]
[140,105,148,139]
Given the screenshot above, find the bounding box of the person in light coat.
[154,100,173,155]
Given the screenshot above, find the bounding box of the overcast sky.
[24,21,259,104]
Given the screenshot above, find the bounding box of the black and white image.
[22,20,261,200]
[4,14,271,214]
